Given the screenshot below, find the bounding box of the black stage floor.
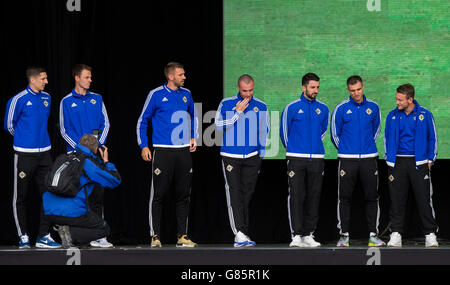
[1,239,450,265]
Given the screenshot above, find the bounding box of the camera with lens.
[92,129,105,156]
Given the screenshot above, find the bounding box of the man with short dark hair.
[4,67,61,249]
[60,64,110,153]
[164,61,185,79]
[331,75,385,247]
[137,62,198,248]
[59,64,112,247]
[72,64,92,79]
[280,73,328,247]
[385,83,438,247]
[43,134,121,248]
[215,74,269,247]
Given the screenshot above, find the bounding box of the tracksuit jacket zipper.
[308,100,313,161]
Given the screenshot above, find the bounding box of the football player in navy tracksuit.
[3,67,61,249]
[384,84,438,248]
[280,73,328,248]
[330,75,385,247]
[43,135,121,248]
[59,64,112,248]
[137,62,198,248]
[215,74,269,247]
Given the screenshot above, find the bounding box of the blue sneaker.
[36,233,62,249]
[19,235,31,249]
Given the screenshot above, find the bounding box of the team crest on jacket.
[288,171,295,178]
[183,96,188,103]
[226,165,233,172]
[90,99,97,105]
[366,108,372,115]
[19,171,27,179]
[389,175,395,182]
[419,114,424,121]
[154,168,162,176]
[316,108,321,115]
[253,106,259,113]
[340,170,346,177]
[43,100,49,107]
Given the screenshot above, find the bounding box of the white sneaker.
[289,235,303,247]
[387,232,402,247]
[234,231,248,247]
[234,231,255,247]
[90,237,113,248]
[425,233,438,248]
[301,235,321,247]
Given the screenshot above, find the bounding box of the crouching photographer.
[42,134,121,248]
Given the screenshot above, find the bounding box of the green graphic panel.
[224,0,449,159]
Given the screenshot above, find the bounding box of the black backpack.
[45,153,87,197]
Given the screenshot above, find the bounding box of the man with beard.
[280,73,328,247]
[137,62,198,248]
[331,75,385,247]
[384,83,438,247]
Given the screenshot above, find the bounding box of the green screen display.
[224,0,449,159]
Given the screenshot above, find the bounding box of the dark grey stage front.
[1,239,450,265]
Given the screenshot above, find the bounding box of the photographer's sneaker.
[19,234,31,249]
[337,234,350,247]
[54,225,74,249]
[302,235,321,247]
[368,233,386,247]
[90,237,113,248]
[176,235,197,248]
[425,233,438,248]
[151,235,162,248]
[289,235,303,247]
[36,233,62,249]
[387,232,402,247]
